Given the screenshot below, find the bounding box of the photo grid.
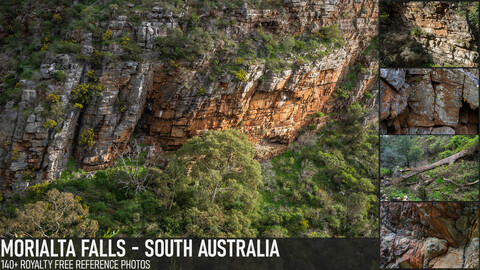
[379,0,479,268]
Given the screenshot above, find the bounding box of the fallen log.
[444,178,479,187]
[391,148,474,185]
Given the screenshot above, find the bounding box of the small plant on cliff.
[314,112,325,118]
[115,100,127,112]
[71,83,104,105]
[102,30,113,41]
[22,168,36,181]
[86,70,97,81]
[307,124,317,130]
[234,69,247,82]
[54,71,66,82]
[156,27,214,61]
[196,88,206,96]
[11,150,19,161]
[43,119,58,129]
[47,93,60,103]
[40,37,50,52]
[79,128,95,149]
[410,27,426,37]
[53,13,62,21]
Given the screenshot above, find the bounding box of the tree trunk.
[391,148,474,185]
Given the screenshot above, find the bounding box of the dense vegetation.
[260,104,378,237]
[381,135,479,201]
[0,103,378,238]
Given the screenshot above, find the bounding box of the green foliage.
[52,40,81,54]
[156,27,215,61]
[439,135,478,159]
[409,27,427,37]
[71,83,104,105]
[43,119,58,129]
[54,70,66,82]
[380,135,424,170]
[156,129,262,237]
[382,135,479,201]
[457,2,479,35]
[260,103,378,237]
[234,69,247,82]
[79,128,95,149]
[0,189,98,238]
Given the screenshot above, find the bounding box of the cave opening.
[457,100,479,134]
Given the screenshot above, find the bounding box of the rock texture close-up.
[381,202,479,268]
[403,2,478,67]
[0,1,378,194]
[380,1,478,67]
[380,68,479,134]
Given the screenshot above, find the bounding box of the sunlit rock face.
[0,0,378,193]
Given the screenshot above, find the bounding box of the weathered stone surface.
[380,68,479,134]
[464,237,479,268]
[407,73,435,127]
[431,247,463,268]
[421,237,447,265]
[380,69,406,91]
[381,202,479,269]
[0,0,378,193]
[402,2,478,67]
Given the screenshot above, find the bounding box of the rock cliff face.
[382,2,478,67]
[0,1,378,193]
[403,2,478,67]
[381,202,479,268]
[380,68,479,134]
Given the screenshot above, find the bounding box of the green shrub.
[79,128,95,149]
[43,119,58,129]
[156,27,214,61]
[54,70,66,82]
[53,40,81,54]
[234,69,247,81]
[71,83,104,105]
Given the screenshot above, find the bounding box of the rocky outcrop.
[381,202,479,268]
[382,2,478,67]
[380,68,479,134]
[0,1,378,193]
[405,2,478,67]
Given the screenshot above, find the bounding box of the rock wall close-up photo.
[380,1,478,67]
[380,68,479,135]
[381,202,479,268]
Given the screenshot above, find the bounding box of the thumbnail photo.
[380,135,479,201]
[380,68,479,135]
[380,1,479,67]
[380,202,478,268]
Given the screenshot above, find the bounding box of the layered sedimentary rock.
[387,2,478,66]
[0,1,378,193]
[381,202,479,268]
[380,68,479,134]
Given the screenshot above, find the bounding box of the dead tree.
[390,148,475,185]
